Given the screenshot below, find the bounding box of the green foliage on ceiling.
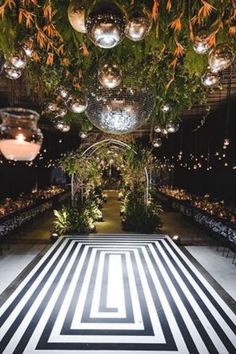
[0,0,235,130]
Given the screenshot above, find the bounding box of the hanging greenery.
[0,0,236,129]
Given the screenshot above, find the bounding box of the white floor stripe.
[0,235,235,354]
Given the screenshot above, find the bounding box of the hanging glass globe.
[66,93,88,113]
[68,2,87,33]
[44,101,58,112]
[9,52,27,69]
[154,125,162,133]
[152,138,162,148]
[98,62,122,89]
[201,69,220,87]
[86,1,126,49]
[125,5,152,42]
[80,132,88,139]
[208,44,235,72]
[3,64,22,80]
[55,107,68,117]
[161,103,172,113]
[56,86,70,100]
[0,108,43,161]
[224,138,230,146]
[161,127,168,136]
[22,40,34,58]
[54,120,70,132]
[86,86,154,134]
[166,122,179,133]
[193,32,210,54]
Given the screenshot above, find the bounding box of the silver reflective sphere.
[86,86,154,134]
[201,69,220,87]
[208,44,235,72]
[55,107,68,117]
[161,103,172,113]
[56,86,70,100]
[44,102,58,112]
[66,93,88,113]
[153,138,162,148]
[86,1,126,48]
[166,122,180,133]
[161,128,168,136]
[54,121,70,132]
[22,42,34,58]
[9,53,27,69]
[154,125,162,133]
[3,64,22,80]
[193,33,210,54]
[98,62,122,89]
[68,2,87,33]
[126,6,152,41]
[80,132,88,139]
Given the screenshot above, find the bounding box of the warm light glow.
[0,139,40,161]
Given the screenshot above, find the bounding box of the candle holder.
[0,108,43,161]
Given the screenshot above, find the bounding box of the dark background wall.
[155,100,236,202]
[0,129,79,199]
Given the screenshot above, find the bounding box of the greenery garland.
[0,0,236,131]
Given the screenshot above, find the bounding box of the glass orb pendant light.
[125,5,152,42]
[68,1,87,33]
[0,108,43,161]
[208,43,235,72]
[86,1,126,49]
[98,62,122,89]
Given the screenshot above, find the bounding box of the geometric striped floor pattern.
[0,235,236,354]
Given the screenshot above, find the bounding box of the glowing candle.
[0,134,40,161]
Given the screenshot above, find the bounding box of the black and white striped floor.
[0,235,236,353]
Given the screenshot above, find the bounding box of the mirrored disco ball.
[86,86,154,134]
[86,1,126,48]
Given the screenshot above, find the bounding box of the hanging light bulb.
[98,62,122,89]
[86,1,126,49]
[201,69,220,87]
[152,138,162,148]
[166,122,179,133]
[193,32,210,54]
[208,43,235,73]
[9,52,27,69]
[3,64,22,80]
[66,93,88,113]
[161,103,172,113]
[54,120,70,132]
[125,5,152,42]
[68,1,87,33]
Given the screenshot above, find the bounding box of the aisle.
[95,190,124,234]
[1,235,235,353]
